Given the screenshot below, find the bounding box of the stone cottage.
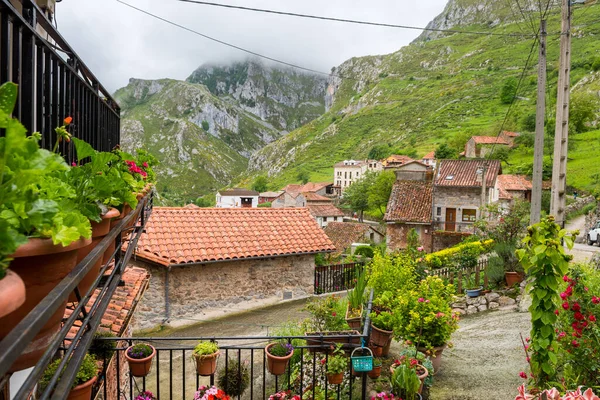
[304,193,345,228]
[464,136,509,158]
[130,207,335,330]
[323,222,384,256]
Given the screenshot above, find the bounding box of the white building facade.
[216,189,259,208]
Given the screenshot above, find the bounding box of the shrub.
[201,120,209,131]
[500,77,518,104]
[258,202,272,208]
[89,331,116,360]
[40,353,97,391]
[367,252,416,297]
[354,245,374,258]
[370,291,398,331]
[423,240,492,269]
[217,359,250,397]
[302,295,348,332]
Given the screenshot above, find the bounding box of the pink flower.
[332,312,337,317]
[590,315,597,322]
[417,246,424,252]
[71,162,77,166]
[563,275,570,282]
[571,302,581,312]
[425,299,430,303]
[435,312,445,318]
[560,292,568,300]
[558,331,566,338]
[572,340,580,347]
[143,162,149,168]
[519,371,527,379]
[418,298,425,303]
[592,296,600,304]
[574,311,585,321]
[554,309,560,315]
[562,302,570,310]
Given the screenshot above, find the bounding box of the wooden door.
[445,208,456,231]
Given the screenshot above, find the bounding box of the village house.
[333,160,382,191]
[385,180,434,252]
[392,160,434,181]
[258,191,283,204]
[216,188,259,208]
[464,136,509,158]
[494,174,534,208]
[421,151,437,168]
[131,207,335,330]
[382,154,415,170]
[304,193,346,228]
[272,182,336,208]
[433,159,501,235]
[323,222,384,256]
[499,130,520,147]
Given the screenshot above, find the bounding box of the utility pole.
[550,0,572,228]
[530,19,547,225]
[480,162,488,212]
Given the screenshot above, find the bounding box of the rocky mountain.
[247,0,600,190]
[187,58,327,131]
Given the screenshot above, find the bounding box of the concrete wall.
[387,223,433,252]
[132,255,316,331]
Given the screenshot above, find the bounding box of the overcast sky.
[56,0,449,93]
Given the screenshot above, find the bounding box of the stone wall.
[451,290,519,316]
[131,255,315,331]
[387,223,433,252]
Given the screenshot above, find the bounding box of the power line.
[173,0,538,38]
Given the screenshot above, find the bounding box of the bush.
[367,252,416,296]
[89,331,116,360]
[520,114,537,132]
[201,120,209,131]
[40,353,97,391]
[593,57,600,72]
[423,240,492,269]
[217,359,250,397]
[500,77,518,104]
[354,245,374,258]
[258,201,272,208]
[514,132,535,148]
[302,295,348,332]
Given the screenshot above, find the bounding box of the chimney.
[475,167,484,184]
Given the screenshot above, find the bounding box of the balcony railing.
[432,221,476,234]
[0,0,120,163]
[314,262,365,294]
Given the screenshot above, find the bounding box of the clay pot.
[67,375,97,400]
[416,364,429,394]
[265,343,293,376]
[505,272,524,287]
[345,305,363,330]
[418,345,446,375]
[69,208,120,302]
[194,350,219,376]
[0,270,26,319]
[326,372,344,385]
[0,237,91,372]
[125,345,156,377]
[368,344,383,357]
[368,365,382,379]
[370,324,393,349]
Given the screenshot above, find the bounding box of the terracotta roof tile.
[496,174,532,192]
[217,188,259,196]
[136,207,335,266]
[435,159,501,188]
[306,203,345,218]
[422,151,436,160]
[471,136,509,145]
[323,222,372,254]
[502,131,520,137]
[384,155,414,166]
[301,182,332,192]
[385,181,433,223]
[303,192,331,202]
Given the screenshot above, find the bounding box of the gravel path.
[428,309,531,400]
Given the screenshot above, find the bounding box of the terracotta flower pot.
[416,364,429,394]
[69,208,120,302]
[0,270,26,319]
[265,343,293,376]
[0,237,92,372]
[125,345,156,377]
[368,365,382,379]
[368,344,383,357]
[326,372,344,385]
[345,305,363,330]
[67,375,97,400]
[418,345,446,375]
[505,272,524,287]
[370,324,393,348]
[194,350,220,376]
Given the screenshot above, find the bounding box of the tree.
[367,170,395,216]
[434,143,456,160]
[500,77,518,105]
[194,195,214,207]
[341,172,376,222]
[368,144,392,160]
[520,113,537,132]
[570,92,598,133]
[487,146,510,163]
[297,169,310,184]
[251,176,268,193]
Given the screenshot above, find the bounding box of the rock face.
[187,58,327,131]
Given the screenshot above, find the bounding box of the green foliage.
[390,362,420,400]
[40,353,97,390]
[347,267,367,311]
[128,343,153,359]
[521,113,537,132]
[302,295,349,332]
[297,169,310,184]
[423,240,492,270]
[500,77,518,104]
[370,291,397,331]
[251,175,269,192]
[267,341,293,357]
[434,143,456,160]
[406,228,420,251]
[89,331,116,360]
[367,252,416,297]
[325,344,347,375]
[486,146,510,162]
[193,340,218,356]
[516,216,576,388]
[368,144,393,160]
[368,170,395,216]
[257,201,272,208]
[396,347,434,387]
[315,253,327,266]
[217,359,250,397]
[592,57,600,72]
[194,195,215,207]
[341,172,374,220]
[570,92,598,133]
[201,120,209,131]
[514,132,535,147]
[354,246,374,258]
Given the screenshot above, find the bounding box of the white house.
[333,160,382,192]
[216,188,259,208]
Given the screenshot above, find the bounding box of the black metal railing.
[0,193,153,399]
[314,263,365,294]
[432,221,476,234]
[92,291,374,400]
[0,0,120,163]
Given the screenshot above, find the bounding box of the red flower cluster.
[125,160,148,178]
[557,276,598,340]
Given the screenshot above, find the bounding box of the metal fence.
[0,0,120,163]
[430,258,489,293]
[314,263,365,294]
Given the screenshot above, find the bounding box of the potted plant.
[135,391,157,400]
[372,392,396,399]
[265,340,294,376]
[194,385,231,400]
[368,358,382,379]
[40,353,97,400]
[217,359,250,397]
[390,360,422,400]
[390,356,429,394]
[346,267,367,330]
[0,83,93,371]
[394,348,434,392]
[324,344,347,385]
[192,340,220,376]
[125,343,156,377]
[369,292,396,354]
[0,268,26,319]
[303,295,360,352]
[464,272,482,298]
[268,390,300,400]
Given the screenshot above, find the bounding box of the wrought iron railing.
[314,262,365,294]
[0,194,153,399]
[92,291,374,400]
[0,0,120,163]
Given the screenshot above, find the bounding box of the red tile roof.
[496,174,532,191]
[218,188,259,196]
[303,192,331,202]
[135,207,335,266]
[422,151,436,160]
[502,131,520,137]
[65,267,149,337]
[301,182,332,192]
[384,155,414,165]
[323,222,374,254]
[306,203,345,218]
[470,136,509,145]
[384,180,433,223]
[435,159,501,188]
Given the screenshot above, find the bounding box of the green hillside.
[246,3,600,192]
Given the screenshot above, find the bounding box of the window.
[436,207,442,216]
[462,209,477,222]
[445,175,454,180]
[337,180,341,186]
[323,217,328,222]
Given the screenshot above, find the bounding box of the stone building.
[304,193,345,228]
[464,136,509,158]
[323,222,384,256]
[130,207,335,330]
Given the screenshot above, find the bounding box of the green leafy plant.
[354,246,374,259]
[217,359,250,397]
[302,295,349,332]
[370,291,397,331]
[127,343,153,359]
[390,361,420,400]
[396,347,434,388]
[267,341,294,357]
[367,252,416,297]
[347,267,367,312]
[193,340,219,357]
[40,353,97,391]
[89,331,117,360]
[516,216,575,388]
[324,344,347,375]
